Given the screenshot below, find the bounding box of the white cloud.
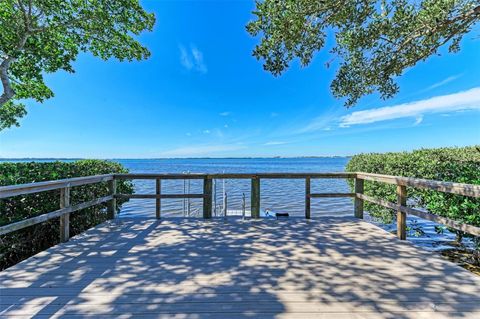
[219,112,231,116]
[298,114,338,133]
[179,45,193,70]
[160,144,246,157]
[191,46,207,73]
[179,44,207,74]
[264,141,288,146]
[340,87,480,127]
[202,130,211,134]
[425,74,462,91]
[414,115,423,125]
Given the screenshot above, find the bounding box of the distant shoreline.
[0,156,351,161]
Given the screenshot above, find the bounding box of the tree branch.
[0,58,15,106]
[0,26,30,107]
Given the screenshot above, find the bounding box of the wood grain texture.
[203,177,212,219]
[358,193,480,237]
[397,185,407,240]
[1,217,479,318]
[354,178,364,219]
[155,178,161,219]
[356,172,480,198]
[0,195,113,236]
[251,177,260,219]
[59,187,71,243]
[114,172,356,180]
[107,179,117,220]
[309,193,356,198]
[0,174,113,198]
[305,177,311,219]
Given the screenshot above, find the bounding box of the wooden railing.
[0,172,479,243]
[113,172,357,220]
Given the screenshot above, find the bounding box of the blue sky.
[1,0,479,158]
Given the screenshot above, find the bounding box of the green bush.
[346,146,480,243]
[0,160,133,270]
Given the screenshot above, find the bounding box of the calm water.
[117,157,351,218]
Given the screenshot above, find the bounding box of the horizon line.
[0,155,352,161]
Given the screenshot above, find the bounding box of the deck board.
[1,217,480,318]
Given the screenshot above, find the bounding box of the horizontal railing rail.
[0,174,117,241]
[355,173,480,239]
[0,172,479,242]
[0,174,113,199]
[356,172,480,198]
[113,172,356,179]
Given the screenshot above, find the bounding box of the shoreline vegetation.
[0,160,134,270]
[1,156,350,161]
[347,145,480,274]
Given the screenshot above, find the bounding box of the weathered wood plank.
[356,172,480,198]
[0,174,113,198]
[203,177,212,219]
[305,177,311,219]
[116,194,205,199]
[155,178,161,219]
[59,187,71,242]
[251,177,260,219]
[113,172,356,180]
[107,179,117,219]
[308,193,356,198]
[396,185,407,240]
[0,195,113,236]
[358,193,480,237]
[2,218,479,318]
[354,178,364,219]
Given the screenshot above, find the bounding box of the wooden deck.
[1,217,480,318]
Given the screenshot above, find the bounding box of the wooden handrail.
[1,171,479,242]
[114,172,356,180]
[356,172,480,198]
[0,195,113,236]
[357,193,480,237]
[3,172,476,198]
[0,174,114,198]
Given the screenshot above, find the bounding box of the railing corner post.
[59,187,71,242]
[203,177,212,219]
[107,179,117,220]
[251,177,260,219]
[396,185,407,240]
[354,178,364,219]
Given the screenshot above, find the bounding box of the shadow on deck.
[1,217,480,318]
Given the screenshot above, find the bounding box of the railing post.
[251,177,260,219]
[107,179,117,219]
[203,177,212,219]
[397,185,407,240]
[59,187,70,242]
[156,178,161,219]
[305,177,311,219]
[354,178,364,219]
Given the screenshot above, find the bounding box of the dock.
[1,217,480,318]
[1,172,480,318]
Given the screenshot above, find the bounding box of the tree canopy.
[0,0,155,130]
[247,0,480,107]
